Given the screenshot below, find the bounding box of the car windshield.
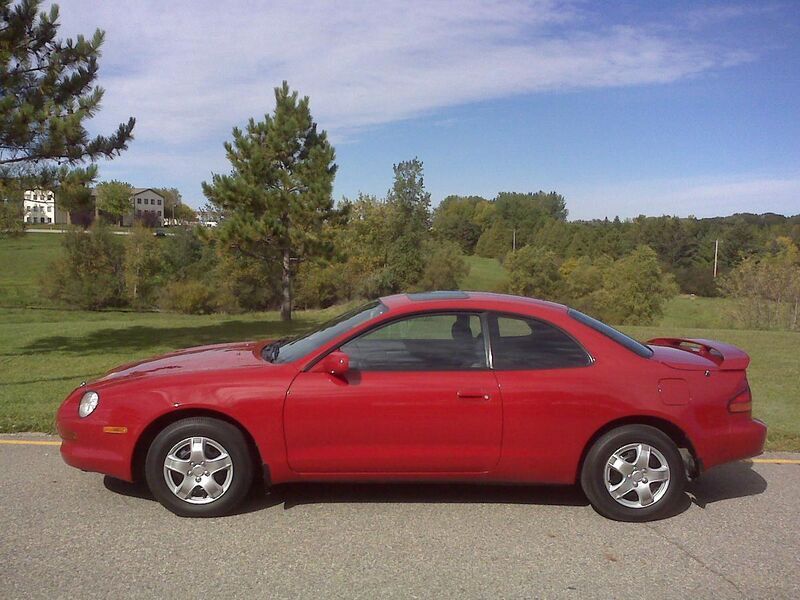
[265,300,388,364]
[567,308,653,358]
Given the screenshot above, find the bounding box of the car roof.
[379,291,568,316]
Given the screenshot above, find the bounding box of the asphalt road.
[1,435,799,600]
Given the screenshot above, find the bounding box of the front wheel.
[145,417,254,517]
[580,425,686,522]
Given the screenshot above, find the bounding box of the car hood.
[96,341,269,383]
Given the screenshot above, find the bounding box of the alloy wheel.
[604,443,670,509]
[162,436,234,504]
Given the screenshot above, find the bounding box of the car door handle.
[457,390,491,400]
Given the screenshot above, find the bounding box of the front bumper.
[56,393,135,481]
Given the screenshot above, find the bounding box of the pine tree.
[202,82,336,321]
[0,0,135,187]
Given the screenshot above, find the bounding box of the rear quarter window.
[491,314,592,370]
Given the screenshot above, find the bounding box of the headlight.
[78,391,99,418]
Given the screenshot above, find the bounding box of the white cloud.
[55,0,750,146]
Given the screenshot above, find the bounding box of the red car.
[56,292,766,521]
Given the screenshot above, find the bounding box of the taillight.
[728,385,752,414]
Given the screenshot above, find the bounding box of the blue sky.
[57,1,799,219]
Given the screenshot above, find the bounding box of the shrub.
[159,280,216,314]
[475,221,512,259]
[124,225,162,307]
[720,237,800,330]
[294,261,347,309]
[213,250,281,312]
[592,246,678,325]
[674,264,718,297]
[42,225,126,309]
[0,201,25,237]
[505,246,561,299]
[161,226,218,282]
[416,240,469,291]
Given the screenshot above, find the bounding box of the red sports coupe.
[56,292,766,521]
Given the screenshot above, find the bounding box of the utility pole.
[513,228,516,252]
[713,239,719,279]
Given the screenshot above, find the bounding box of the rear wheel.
[145,417,253,517]
[580,425,686,521]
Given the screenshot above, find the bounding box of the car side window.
[340,313,487,371]
[490,314,591,370]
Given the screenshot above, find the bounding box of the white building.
[23,189,68,225]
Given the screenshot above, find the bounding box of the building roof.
[89,187,165,199]
[131,188,165,198]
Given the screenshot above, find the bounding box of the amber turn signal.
[102,426,128,434]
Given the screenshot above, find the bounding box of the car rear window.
[567,309,653,358]
[490,314,591,370]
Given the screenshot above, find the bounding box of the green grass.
[462,255,507,291]
[659,295,740,329]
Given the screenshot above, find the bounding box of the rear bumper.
[701,417,767,471]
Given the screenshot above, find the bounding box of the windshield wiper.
[261,337,291,363]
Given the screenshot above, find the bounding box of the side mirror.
[321,350,349,377]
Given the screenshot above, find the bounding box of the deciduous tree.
[95,180,132,225]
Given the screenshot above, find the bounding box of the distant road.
[26,228,129,235]
[26,228,175,236]
[1,434,799,599]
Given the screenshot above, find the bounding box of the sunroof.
[406,291,470,301]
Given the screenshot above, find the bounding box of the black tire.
[580,424,686,522]
[144,417,254,517]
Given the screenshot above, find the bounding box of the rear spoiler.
[647,337,750,370]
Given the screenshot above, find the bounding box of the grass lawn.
[1,233,797,450]
[463,255,507,291]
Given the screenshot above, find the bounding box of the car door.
[487,312,597,482]
[284,312,502,474]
